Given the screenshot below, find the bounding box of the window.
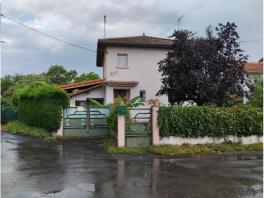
[114,89,130,100]
[75,100,87,107]
[140,90,146,101]
[87,98,104,107]
[117,54,128,68]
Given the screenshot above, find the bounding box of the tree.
[46,65,77,85]
[74,72,100,82]
[157,22,249,106]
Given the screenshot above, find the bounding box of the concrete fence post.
[117,114,125,147]
[56,110,64,136]
[152,106,160,145]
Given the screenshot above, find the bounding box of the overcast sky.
[1,0,263,77]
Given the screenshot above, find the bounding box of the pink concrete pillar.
[152,106,160,145]
[117,115,125,147]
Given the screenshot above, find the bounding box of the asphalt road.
[1,131,263,198]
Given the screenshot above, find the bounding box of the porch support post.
[152,106,160,145]
[56,110,64,136]
[117,115,125,147]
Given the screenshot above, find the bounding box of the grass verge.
[147,143,263,155]
[101,138,263,155]
[6,120,50,138]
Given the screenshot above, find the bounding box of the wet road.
[1,132,263,198]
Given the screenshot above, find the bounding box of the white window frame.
[116,53,128,68]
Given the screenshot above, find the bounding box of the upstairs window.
[117,54,128,68]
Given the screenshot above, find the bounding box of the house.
[245,61,263,83]
[62,35,173,107]
[61,35,263,107]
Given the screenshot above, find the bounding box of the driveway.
[1,131,263,198]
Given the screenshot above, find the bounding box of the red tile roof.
[97,35,174,67]
[69,84,103,97]
[60,79,139,97]
[245,62,263,74]
[98,35,173,47]
[60,79,105,90]
[107,80,139,87]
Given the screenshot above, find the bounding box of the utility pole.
[104,14,106,38]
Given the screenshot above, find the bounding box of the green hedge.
[13,82,69,132]
[18,99,63,131]
[158,106,263,137]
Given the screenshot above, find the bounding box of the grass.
[6,120,50,138]
[107,146,145,154]
[101,138,263,155]
[146,143,263,155]
[100,138,146,154]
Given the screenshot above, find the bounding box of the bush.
[249,80,263,108]
[12,81,69,131]
[158,106,263,137]
[6,120,49,138]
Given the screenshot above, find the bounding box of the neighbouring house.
[245,61,263,83]
[60,35,263,107]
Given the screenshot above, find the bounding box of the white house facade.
[96,35,173,105]
[61,35,174,107]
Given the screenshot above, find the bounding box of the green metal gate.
[63,107,110,138]
[125,108,152,147]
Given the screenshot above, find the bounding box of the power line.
[1,13,262,49]
[239,38,263,43]
[1,13,97,53]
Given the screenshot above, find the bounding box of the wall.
[70,86,105,107]
[104,46,168,104]
[159,136,263,145]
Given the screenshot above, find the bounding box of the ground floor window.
[87,98,104,107]
[113,89,130,100]
[140,90,146,101]
[75,100,87,107]
[75,98,104,107]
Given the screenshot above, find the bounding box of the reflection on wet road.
[1,132,263,198]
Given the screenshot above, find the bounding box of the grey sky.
[1,0,263,77]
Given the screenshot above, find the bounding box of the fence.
[1,106,17,124]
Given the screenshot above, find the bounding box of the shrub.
[6,120,49,138]
[12,81,69,131]
[249,80,263,108]
[158,106,262,137]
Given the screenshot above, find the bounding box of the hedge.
[158,106,263,137]
[13,82,69,132]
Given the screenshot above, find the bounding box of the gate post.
[152,106,160,145]
[117,106,126,147]
[117,115,125,147]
